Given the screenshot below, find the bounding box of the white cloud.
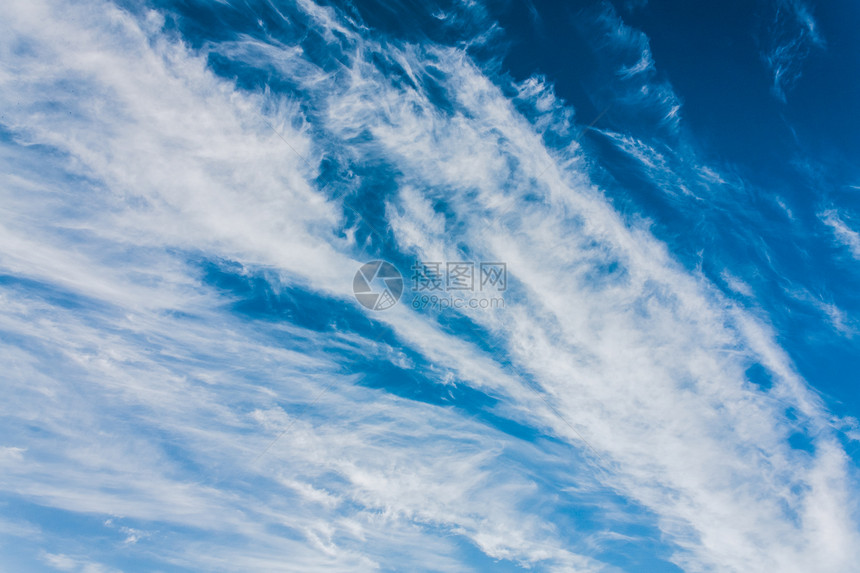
[0,2,616,569]
[0,0,858,572]
[761,0,825,102]
[720,270,754,298]
[312,21,859,572]
[42,553,121,573]
[821,209,860,260]
[587,4,682,133]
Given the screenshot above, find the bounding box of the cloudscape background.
[1,0,859,571]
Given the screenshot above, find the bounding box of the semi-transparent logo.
[352,260,404,311]
[353,260,506,311]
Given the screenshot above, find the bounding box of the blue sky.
[1,0,859,571]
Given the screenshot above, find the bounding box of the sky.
[1,0,859,571]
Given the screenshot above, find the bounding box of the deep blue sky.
[486,0,860,421]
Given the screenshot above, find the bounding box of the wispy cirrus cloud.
[760,0,825,102]
[0,0,611,570]
[0,0,858,572]
[820,209,860,260]
[41,553,122,573]
[582,3,682,134]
